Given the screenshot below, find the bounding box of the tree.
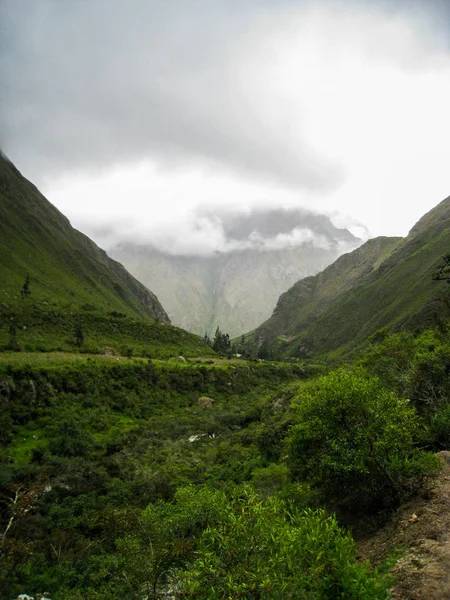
[287,368,439,512]
[180,488,389,599]
[212,327,231,355]
[7,325,18,350]
[20,274,31,300]
[75,318,84,348]
[257,339,272,360]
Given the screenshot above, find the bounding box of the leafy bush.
[286,369,440,512]
[428,404,450,449]
[112,486,229,598]
[180,488,390,599]
[362,329,450,414]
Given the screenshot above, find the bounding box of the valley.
[110,210,360,337]
[1,155,450,599]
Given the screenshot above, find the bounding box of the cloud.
[0,0,344,192]
[2,0,447,189]
[1,0,450,248]
[85,205,359,256]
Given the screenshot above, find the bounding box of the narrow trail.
[357,452,450,599]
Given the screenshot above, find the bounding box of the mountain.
[110,209,360,337]
[0,152,210,356]
[247,195,450,357]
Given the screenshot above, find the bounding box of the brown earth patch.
[357,452,450,599]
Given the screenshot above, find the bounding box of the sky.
[1,0,450,255]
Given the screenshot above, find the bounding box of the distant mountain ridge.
[247,195,450,357]
[110,209,361,337]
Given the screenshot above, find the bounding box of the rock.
[176,356,187,363]
[273,399,285,412]
[188,434,207,443]
[103,347,116,356]
[198,396,215,408]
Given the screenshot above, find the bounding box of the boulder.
[198,396,215,408]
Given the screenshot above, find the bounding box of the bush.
[429,404,450,450]
[180,488,390,599]
[286,369,440,512]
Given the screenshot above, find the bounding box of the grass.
[0,351,142,367]
[7,424,47,463]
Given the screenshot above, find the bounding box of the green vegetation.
[1,153,450,598]
[0,153,216,358]
[247,197,450,359]
[0,302,212,358]
[287,369,439,513]
[1,325,448,598]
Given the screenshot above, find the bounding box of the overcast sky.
[1,0,450,254]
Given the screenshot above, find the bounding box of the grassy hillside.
[0,153,212,357]
[247,195,450,358]
[0,152,169,321]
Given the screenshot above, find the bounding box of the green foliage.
[6,324,19,351]
[212,326,231,355]
[287,369,440,512]
[180,488,390,599]
[0,303,213,358]
[48,417,96,457]
[112,486,229,598]
[20,274,31,301]
[361,328,450,450]
[74,318,84,348]
[0,333,445,597]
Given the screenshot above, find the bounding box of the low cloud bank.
[82,206,361,256]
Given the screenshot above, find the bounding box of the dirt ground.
[357,452,450,599]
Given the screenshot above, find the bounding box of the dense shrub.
[361,329,450,449]
[286,369,440,512]
[180,488,390,599]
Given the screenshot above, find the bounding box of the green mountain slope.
[0,153,211,356]
[249,196,450,357]
[0,152,168,321]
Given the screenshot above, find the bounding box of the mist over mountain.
[110,208,361,337]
